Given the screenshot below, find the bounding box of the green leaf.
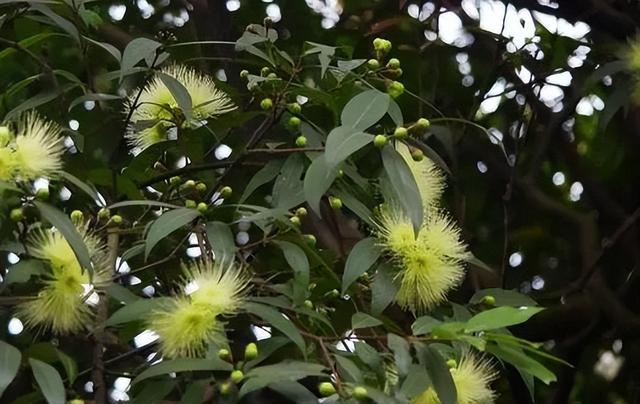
[324,126,373,169]
[341,89,390,130]
[131,380,176,403]
[158,72,193,121]
[240,361,326,397]
[244,303,306,355]
[133,358,232,384]
[60,171,101,203]
[420,346,456,404]
[387,99,404,126]
[485,343,556,384]
[371,263,397,316]
[104,283,140,304]
[269,381,318,404]
[68,93,122,112]
[412,316,443,336]
[464,306,544,332]
[400,364,431,398]
[6,84,77,120]
[334,355,363,383]
[120,37,162,81]
[303,155,337,214]
[244,337,291,371]
[381,146,423,232]
[388,334,411,375]
[305,42,335,77]
[55,350,77,386]
[0,341,21,397]
[29,358,65,404]
[84,36,121,62]
[0,33,66,62]
[274,241,310,305]
[144,208,201,259]
[351,312,383,329]
[108,200,182,209]
[469,288,538,307]
[240,159,284,202]
[2,260,46,285]
[34,201,93,274]
[332,186,374,226]
[354,341,381,368]
[31,4,79,42]
[205,221,236,264]
[337,59,366,71]
[179,381,207,404]
[105,297,172,326]
[272,154,305,209]
[342,237,381,294]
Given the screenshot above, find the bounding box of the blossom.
[183,259,249,315]
[125,65,236,152]
[414,351,497,404]
[397,142,444,209]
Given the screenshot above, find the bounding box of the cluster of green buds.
[372,118,431,153]
[369,38,405,98]
[318,382,368,400]
[170,177,213,213]
[217,343,259,396]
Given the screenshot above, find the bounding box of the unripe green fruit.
[394,127,408,139]
[446,359,458,368]
[230,370,244,383]
[329,196,342,210]
[289,216,301,226]
[411,149,424,162]
[35,188,49,200]
[260,67,270,76]
[240,69,249,79]
[318,382,336,397]
[387,81,405,98]
[98,208,111,221]
[416,118,430,129]
[304,234,316,246]
[195,182,207,193]
[70,210,84,222]
[288,116,301,128]
[288,102,301,114]
[197,202,208,213]
[221,186,233,199]
[218,348,231,361]
[387,58,401,69]
[482,295,496,306]
[303,300,314,309]
[295,136,307,147]
[295,207,308,217]
[184,180,196,189]
[260,98,273,110]
[185,199,197,209]
[10,208,24,222]
[373,134,387,148]
[219,382,232,395]
[169,176,181,186]
[110,215,123,225]
[245,343,258,360]
[353,386,368,400]
[367,59,380,69]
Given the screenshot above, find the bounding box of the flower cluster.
[125,65,236,153]
[147,259,249,358]
[0,112,64,182]
[375,143,469,312]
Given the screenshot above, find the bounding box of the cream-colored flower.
[183,259,250,315]
[397,143,444,209]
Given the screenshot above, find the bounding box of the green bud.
[386,58,401,69]
[260,98,273,110]
[289,216,301,226]
[367,59,380,69]
[169,176,181,186]
[221,186,233,199]
[394,127,408,139]
[195,182,207,193]
[304,234,316,246]
[260,67,271,76]
[288,102,302,114]
[386,68,403,78]
[248,82,259,91]
[329,196,342,210]
[10,208,24,222]
[373,38,386,51]
[318,382,336,397]
[35,187,49,200]
[295,135,307,147]
[70,210,84,222]
[184,179,196,189]
[110,215,123,226]
[98,208,111,221]
[267,72,278,79]
[336,169,344,179]
[219,381,232,395]
[230,370,244,383]
[303,300,314,309]
[328,289,340,298]
[353,386,368,400]
[373,134,387,148]
[387,81,405,98]
[218,348,231,361]
[197,202,208,214]
[288,116,301,128]
[416,118,430,130]
[446,359,458,369]
[411,149,424,162]
[482,295,496,306]
[240,69,249,79]
[185,199,197,209]
[295,207,308,217]
[244,343,258,360]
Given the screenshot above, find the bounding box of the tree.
[0,0,638,403]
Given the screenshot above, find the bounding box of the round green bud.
[387,81,405,98]
[373,134,387,148]
[387,58,401,69]
[240,69,249,79]
[482,295,496,306]
[260,67,271,76]
[295,135,307,147]
[336,169,344,179]
[289,216,301,226]
[304,234,316,246]
[328,289,340,298]
[288,116,301,128]
[218,348,231,361]
[110,215,123,226]
[35,187,49,200]
[295,207,308,217]
[288,102,302,114]
[244,343,258,360]
[10,208,24,222]
[318,382,336,397]
[353,386,368,400]
[195,182,207,193]
[373,38,385,51]
[267,73,278,80]
[394,127,408,139]
[416,118,430,129]
[230,370,244,383]
[219,381,232,395]
[446,359,458,369]
[248,82,259,91]
[185,199,197,209]
[70,210,84,222]
[98,208,111,221]
[303,300,314,309]
[308,282,317,290]
[221,186,233,199]
[197,202,208,214]
[386,68,403,78]
[367,59,380,69]
[260,98,273,110]
[411,149,424,162]
[169,176,181,186]
[329,196,342,210]
[184,180,196,189]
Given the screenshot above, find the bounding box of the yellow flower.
[183,259,249,315]
[625,37,640,72]
[414,351,497,404]
[397,143,444,209]
[125,65,236,152]
[0,148,16,181]
[17,229,108,334]
[148,298,223,358]
[11,112,64,180]
[374,205,417,257]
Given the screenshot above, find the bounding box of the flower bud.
[289,216,301,226]
[386,58,401,69]
[197,202,208,214]
[195,182,207,193]
[185,199,197,209]
[295,136,307,147]
[386,81,405,98]
[336,169,344,179]
[219,381,232,395]
[10,208,24,222]
[218,348,231,361]
[240,69,249,79]
[260,67,271,76]
[394,127,408,139]
[303,300,314,309]
[230,370,244,383]
[319,382,336,397]
[411,149,424,161]
[353,386,368,400]
[98,208,111,221]
[481,295,496,306]
[260,98,273,110]
[35,187,49,200]
[295,207,307,217]
[416,118,430,129]
[329,196,342,210]
[184,180,196,189]
[288,116,301,128]
[288,102,302,114]
[70,210,84,222]
[244,343,258,360]
[373,134,387,148]
[110,215,123,226]
[221,186,233,199]
[304,234,316,246]
[169,176,181,186]
[446,359,458,368]
[367,59,380,69]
